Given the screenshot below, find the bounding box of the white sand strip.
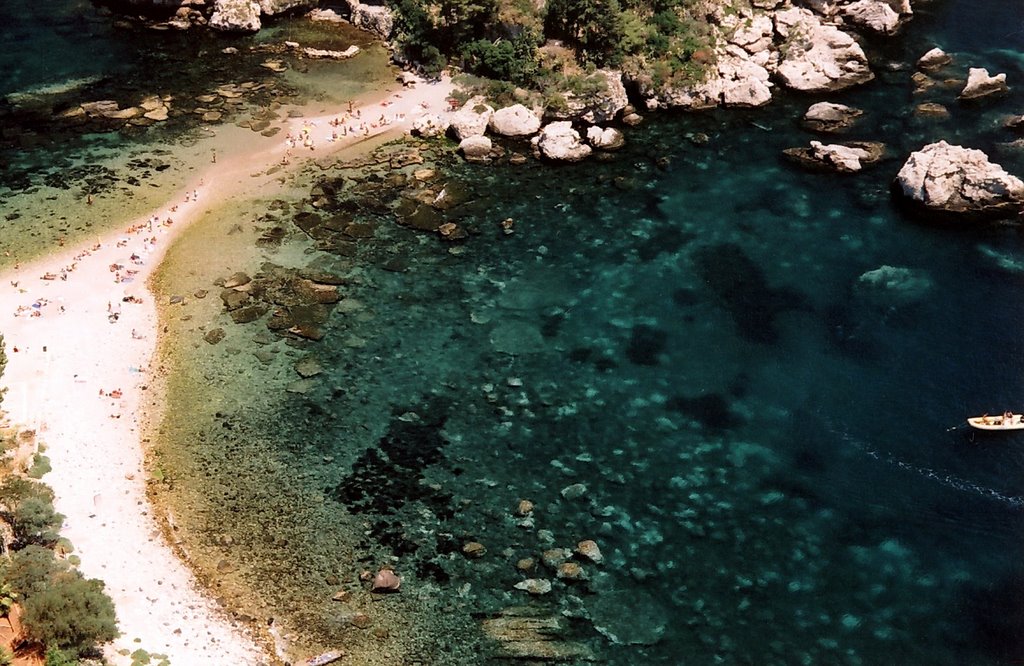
[0,74,454,665]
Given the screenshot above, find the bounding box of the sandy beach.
[0,72,455,665]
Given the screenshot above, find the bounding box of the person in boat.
[1004,411,1014,424]
[981,413,991,425]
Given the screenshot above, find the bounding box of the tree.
[0,479,62,549]
[3,547,118,657]
[544,0,627,66]
[21,571,118,656]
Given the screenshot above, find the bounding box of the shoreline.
[0,72,455,664]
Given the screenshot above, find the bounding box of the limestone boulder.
[801,102,863,133]
[411,114,448,138]
[534,122,592,162]
[459,135,493,161]
[774,7,874,92]
[841,0,909,35]
[350,2,394,39]
[784,140,885,173]
[917,47,951,71]
[450,97,494,140]
[585,126,625,151]
[959,68,1008,101]
[488,104,541,138]
[895,141,1024,217]
[209,0,261,32]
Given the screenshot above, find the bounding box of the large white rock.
[802,102,863,132]
[959,68,1008,101]
[209,0,261,32]
[895,141,1024,216]
[449,97,494,140]
[411,114,448,138]
[488,104,541,137]
[534,122,592,162]
[350,2,394,39]
[459,135,492,160]
[585,126,625,151]
[917,47,951,70]
[774,7,874,92]
[842,0,907,35]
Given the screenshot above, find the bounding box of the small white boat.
[968,413,1024,431]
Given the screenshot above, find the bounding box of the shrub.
[0,478,63,549]
[3,547,118,657]
[22,572,118,657]
[3,546,67,598]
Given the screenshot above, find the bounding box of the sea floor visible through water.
[6,0,1024,664]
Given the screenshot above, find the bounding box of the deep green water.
[6,0,1024,663]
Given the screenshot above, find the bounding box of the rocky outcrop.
[959,68,1008,101]
[784,140,884,173]
[550,70,628,124]
[801,102,863,133]
[209,0,261,32]
[586,126,625,151]
[488,104,541,137]
[450,97,494,140]
[774,7,874,92]
[349,2,394,39]
[917,47,951,70]
[258,0,318,14]
[533,122,592,162]
[841,0,911,35]
[637,11,774,109]
[894,141,1024,217]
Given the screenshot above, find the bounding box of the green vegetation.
[387,0,716,98]
[0,342,120,661]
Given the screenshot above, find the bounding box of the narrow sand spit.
[0,74,455,665]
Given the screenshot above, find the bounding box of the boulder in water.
[894,141,1024,217]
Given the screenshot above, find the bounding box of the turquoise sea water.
[5,0,1024,663]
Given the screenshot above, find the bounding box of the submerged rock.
[856,265,934,305]
[370,568,401,592]
[481,606,596,660]
[588,589,667,645]
[513,578,552,596]
[576,539,603,564]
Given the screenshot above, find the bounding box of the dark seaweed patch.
[692,243,809,344]
[626,324,668,366]
[666,393,740,430]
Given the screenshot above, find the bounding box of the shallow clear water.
[7,0,1024,663]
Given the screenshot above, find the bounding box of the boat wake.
[826,421,1024,510]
